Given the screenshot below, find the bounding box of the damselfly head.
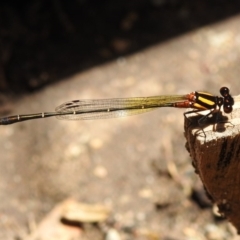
[219,87,234,114]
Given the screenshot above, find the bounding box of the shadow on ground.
[0,0,240,93]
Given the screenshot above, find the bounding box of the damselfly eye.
[220,87,230,97]
[223,105,233,113]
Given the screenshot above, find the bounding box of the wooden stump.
[184,95,240,233]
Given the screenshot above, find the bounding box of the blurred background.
[0,0,240,239]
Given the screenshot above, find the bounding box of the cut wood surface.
[185,95,240,233]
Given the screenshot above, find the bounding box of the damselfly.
[0,87,234,125]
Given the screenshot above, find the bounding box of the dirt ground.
[0,2,240,240]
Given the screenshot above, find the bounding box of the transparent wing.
[55,95,186,120]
